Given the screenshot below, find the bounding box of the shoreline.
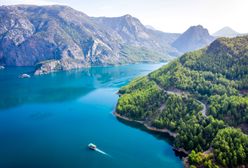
[113,112,190,156]
[113,112,177,138]
[33,62,167,75]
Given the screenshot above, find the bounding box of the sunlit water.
[0,64,183,168]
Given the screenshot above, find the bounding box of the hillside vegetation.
[116,36,248,168]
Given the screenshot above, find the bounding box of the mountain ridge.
[0,5,221,75]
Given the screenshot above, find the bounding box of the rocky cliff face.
[0,5,124,74]
[172,25,215,53]
[94,15,180,56]
[0,5,180,75]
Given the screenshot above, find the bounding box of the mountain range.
[0,5,231,75]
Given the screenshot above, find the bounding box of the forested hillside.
[116,36,248,168]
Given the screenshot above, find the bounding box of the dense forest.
[116,36,248,167]
[208,95,248,126]
[189,128,248,168]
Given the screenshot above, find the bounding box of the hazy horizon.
[1,0,248,34]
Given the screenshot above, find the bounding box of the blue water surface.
[0,64,183,168]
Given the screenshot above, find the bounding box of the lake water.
[0,64,183,168]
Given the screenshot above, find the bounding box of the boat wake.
[95,148,111,157]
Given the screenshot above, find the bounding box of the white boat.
[19,74,31,78]
[88,143,97,150]
[0,65,4,70]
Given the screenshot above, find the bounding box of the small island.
[115,36,248,168]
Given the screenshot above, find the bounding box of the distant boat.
[0,65,4,70]
[19,74,31,78]
[88,143,97,150]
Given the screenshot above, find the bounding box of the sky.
[1,0,248,34]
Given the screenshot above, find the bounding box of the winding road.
[195,100,207,117]
[153,79,207,117]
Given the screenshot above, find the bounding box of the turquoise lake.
[0,64,183,168]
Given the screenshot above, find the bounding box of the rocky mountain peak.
[172,25,215,53]
[184,25,210,37]
[122,14,132,19]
